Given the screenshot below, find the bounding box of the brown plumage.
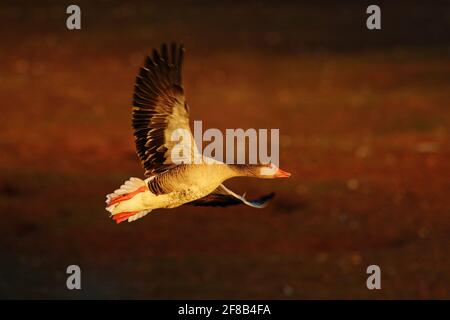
[133,43,192,176]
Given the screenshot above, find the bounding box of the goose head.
[257,163,291,178]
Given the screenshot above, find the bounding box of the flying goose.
[105,43,291,223]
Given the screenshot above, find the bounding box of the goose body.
[106,43,290,223]
[108,164,235,215]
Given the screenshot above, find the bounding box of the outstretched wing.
[133,43,198,176]
[188,184,275,208]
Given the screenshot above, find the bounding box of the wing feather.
[132,43,198,176]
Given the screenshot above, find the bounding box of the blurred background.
[0,0,449,299]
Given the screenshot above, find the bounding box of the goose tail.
[105,177,151,223]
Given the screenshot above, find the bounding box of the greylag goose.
[105,43,291,223]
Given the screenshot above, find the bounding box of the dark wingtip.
[161,43,168,61]
[260,192,276,203]
[248,192,275,208]
[152,48,160,62]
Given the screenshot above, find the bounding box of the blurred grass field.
[0,1,449,299]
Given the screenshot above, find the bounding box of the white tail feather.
[127,209,152,222]
[105,177,156,223]
[105,177,146,207]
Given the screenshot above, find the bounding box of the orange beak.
[275,168,291,178]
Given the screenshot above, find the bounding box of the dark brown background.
[0,0,449,298]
